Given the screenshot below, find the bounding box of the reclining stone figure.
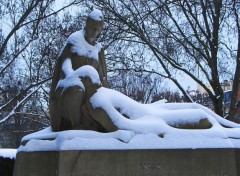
[49,9,216,133]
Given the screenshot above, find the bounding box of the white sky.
[1,1,199,93]
[168,74,197,91]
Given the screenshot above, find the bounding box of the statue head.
[84,9,104,45]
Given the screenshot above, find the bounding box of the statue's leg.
[87,106,119,132]
[82,81,118,132]
[49,97,61,132]
[56,86,85,131]
[169,118,212,129]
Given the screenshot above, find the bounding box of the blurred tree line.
[0,0,240,148]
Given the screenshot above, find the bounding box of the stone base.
[13,149,240,176]
[0,157,15,176]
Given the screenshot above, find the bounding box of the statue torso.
[50,29,108,100]
[71,53,99,71]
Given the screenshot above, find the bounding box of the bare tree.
[0,0,85,147]
[109,70,165,103]
[89,0,240,118]
[227,0,240,120]
[0,0,83,124]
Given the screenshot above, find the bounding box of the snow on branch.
[0,85,41,124]
[0,77,52,112]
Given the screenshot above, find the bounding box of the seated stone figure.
[49,9,117,132]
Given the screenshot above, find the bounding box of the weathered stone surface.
[0,156,15,176]
[13,152,58,176]
[13,149,240,176]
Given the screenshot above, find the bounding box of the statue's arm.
[98,49,109,88]
[49,44,72,131]
[49,44,72,98]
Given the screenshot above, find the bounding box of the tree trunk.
[227,1,240,121]
[228,53,240,121]
[210,93,224,117]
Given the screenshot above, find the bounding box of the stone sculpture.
[14,9,240,176]
[49,9,117,132]
[49,9,217,133]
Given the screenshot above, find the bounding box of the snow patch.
[0,149,17,159]
[66,30,102,61]
[89,9,103,21]
[19,129,135,152]
[57,77,85,91]
[57,65,101,90]
[62,58,74,76]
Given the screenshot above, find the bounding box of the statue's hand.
[75,65,101,85]
[81,77,101,87]
[81,77,101,98]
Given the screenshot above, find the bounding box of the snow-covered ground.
[0,149,17,159]
[18,87,240,152]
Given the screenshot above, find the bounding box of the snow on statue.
[19,9,240,151]
[49,9,117,132]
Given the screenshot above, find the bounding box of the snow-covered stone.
[66,29,102,61]
[57,65,101,90]
[88,9,103,21]
[0,149,17,159]
[18,87,240,152]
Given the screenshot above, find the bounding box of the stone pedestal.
[0,157,15,176]
[14,149,240,176]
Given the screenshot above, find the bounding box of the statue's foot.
[170,118,212,129]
